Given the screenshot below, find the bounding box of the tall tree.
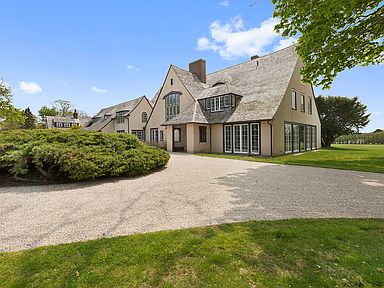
[316,95,370,147]
[272,0,383,89]
[53,99,72,116]
[23,107,36,129]
[0,80,25,130]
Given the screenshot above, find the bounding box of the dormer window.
[205,94,233,112]
[116,111,125,124]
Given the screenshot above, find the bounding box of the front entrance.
[173,125,187,152]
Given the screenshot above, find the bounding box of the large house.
[146,45,321,156]
[45,110,88,129]
[84,96,152,140]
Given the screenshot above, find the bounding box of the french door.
[233,124,249,153]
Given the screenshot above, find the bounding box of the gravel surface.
[1,153,383,252]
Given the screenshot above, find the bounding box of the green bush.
[0,129,170,181]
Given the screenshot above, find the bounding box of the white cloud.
[197,15,294,59]
[220,0,230,7]
[273,37,297,51]
[91,86,108,93]
[19,81,42,94]
[126,64,141,72]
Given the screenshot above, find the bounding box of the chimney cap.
[251,55,260,60]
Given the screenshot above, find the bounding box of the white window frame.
[150,128,158,143]
[291,89,297,110]
[250,123,259,154]
[284,123,293,154]
[306,126,312,150]
[233,124,249,154]
[301,93,305,112]
[224,125,232,153]
[132,130,144,141]
[292,124,300,152]
[308,97,313,114]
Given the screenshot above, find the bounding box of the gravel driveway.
[1,153,383,252]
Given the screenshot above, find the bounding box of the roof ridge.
[207,44,297,77]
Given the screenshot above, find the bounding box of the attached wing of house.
[145,45,321,156]
[84,96,153,141]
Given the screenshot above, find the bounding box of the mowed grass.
[198,144,384,173]
[1,219,383,287]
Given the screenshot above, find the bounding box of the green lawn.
[1,219,383,287]
[197,144,384,173]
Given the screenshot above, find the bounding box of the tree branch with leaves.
[273,0,384,89]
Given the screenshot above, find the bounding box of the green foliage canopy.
[0,129,170,181]
[0,80,25,130]
[273,0,384,89]
[316,95,370,147]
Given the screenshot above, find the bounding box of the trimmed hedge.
[0,129,170,181]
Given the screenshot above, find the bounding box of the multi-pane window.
[199,126,207,143]
[132,130,144,141]
[165,93,180,121]
[64,123,71,128]
[160,130,164,141]
[141,112,148,123]
[299,125,305,151]
[250,123,259,154]
[292,124,300,152]
[224,95,230,107]
[284,124,292,153]
[311,126,317,149]
[301,94,305,112]
[211,96,224,112]
[56,122,63,128]
[306,126,311,150]
[224,125,232,153]
[150,128,158,143]
[291,90,297,110]
[116,111,125,124]
[308,97,313,114]
[233,124,249,153]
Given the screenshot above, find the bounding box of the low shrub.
[0,129,170,181]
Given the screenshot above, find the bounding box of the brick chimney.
[189,59,206,83]
[251,55,260,60]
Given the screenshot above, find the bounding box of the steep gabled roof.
[85,96,146,131]
[164,45,298,125]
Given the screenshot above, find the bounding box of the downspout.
[267,120,273,157]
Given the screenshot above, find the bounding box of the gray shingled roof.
[84,96,145,131]
[165,45,298,125]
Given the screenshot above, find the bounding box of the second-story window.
[142,111,148,123]
[301,93,305,112]
[165,93,180,121]
[291,89,297,110]
[116,111,125,124]
[211,96,224,112]
[308,97,313,114]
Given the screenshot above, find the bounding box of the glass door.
[233,124,249,153]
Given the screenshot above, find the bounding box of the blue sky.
[1,0,383,131]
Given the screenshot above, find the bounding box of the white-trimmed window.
[308,97,313,114]
[150,128,158,143]
[165,93,180,121]
[299,125,305,152]
[292,124,299,152]
[224,95,230,107]
[311,126,317,149]
[224,125,232,153]
[306,126,312,150]
[284,124,292,154]
[233,124,249,153]
[56,122,63,128]
[160,130,164,141]
[291,90,297,110]
[210,96,225,112]
[250,123,259,154]
[301,93,305,112]
[64,123,71,128]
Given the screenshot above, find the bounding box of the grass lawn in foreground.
[1,219,383,287]
[198,144,384,173]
